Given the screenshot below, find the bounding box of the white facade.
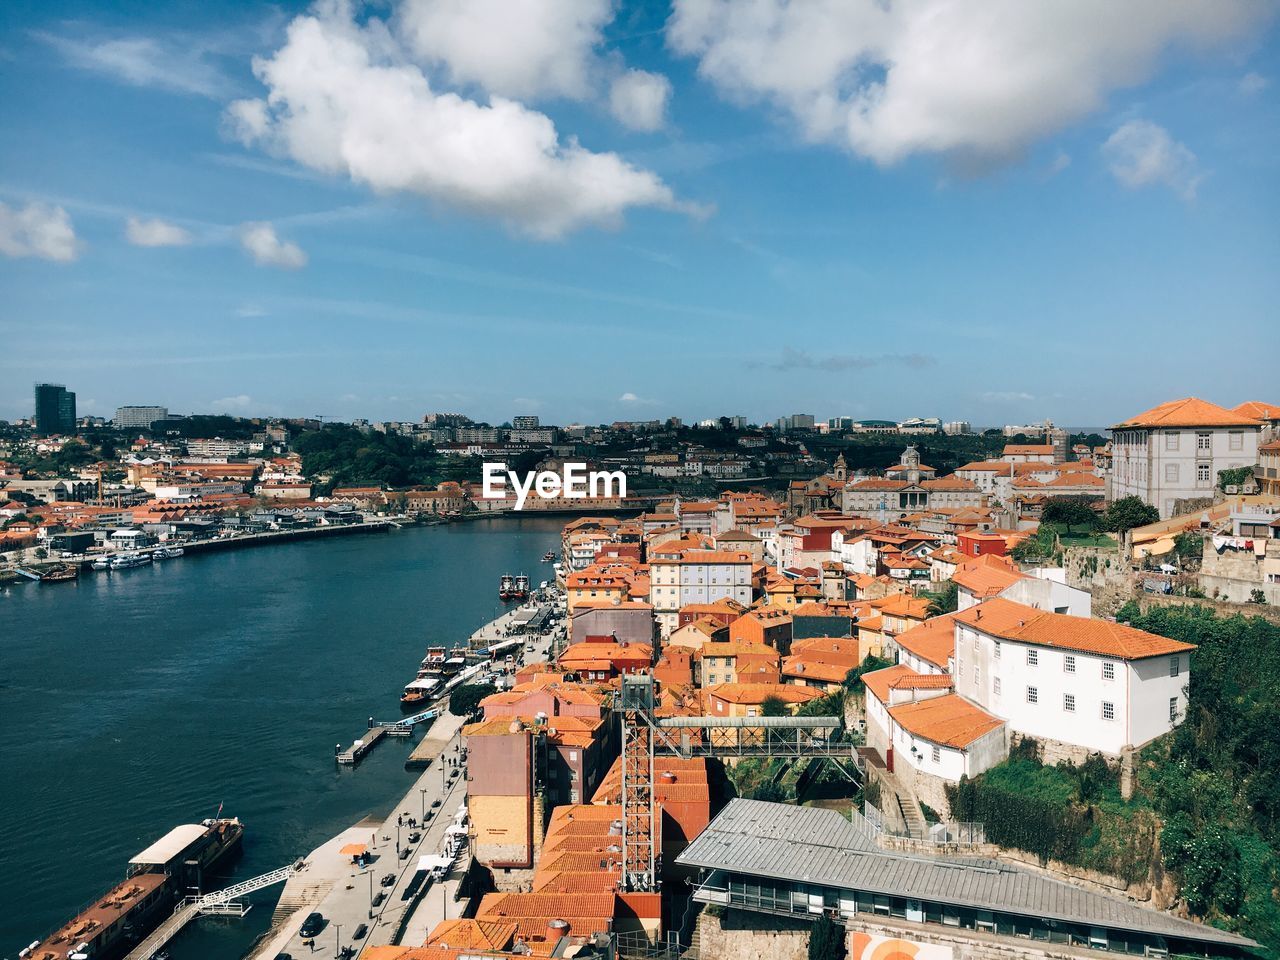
[954,621,1189,755]
[650,553,752,635]
[1111,424,1260,519]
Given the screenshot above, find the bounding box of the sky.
[1,0,1278,430]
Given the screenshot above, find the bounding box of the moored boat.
[541,550,555,562]
[512,574,529,601]
[401,677,441,710]
[499,573,514,601]
[22,816,244,960]
[40,564,79,584]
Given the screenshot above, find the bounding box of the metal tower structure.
[618,674,658,892]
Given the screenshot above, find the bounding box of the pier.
[121,866,295,960]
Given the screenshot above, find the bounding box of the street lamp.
[366,868,374,916]
[396,820,401,857]
[420,787,428,822]
[334,923,342,959]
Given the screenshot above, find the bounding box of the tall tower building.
[34,383,76,435]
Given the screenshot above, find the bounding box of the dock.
[406,712,467,770]
[337,725,390,765]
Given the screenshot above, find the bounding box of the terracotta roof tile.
[954,598,1196,660]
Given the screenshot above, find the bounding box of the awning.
[340,843,368,858]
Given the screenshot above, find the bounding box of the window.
[1170,697,1179,723]
[1165,432,1180,451]
[994,640,1001,659]
[1064,655,1076,674]
[994,677,1002,696]
[1027,649,1038,667]
[1102,701,1115,721]
[1164,463,1179,483]
[1026,686,1039,704]
[1169,656,1180,677]
[931,745,941,763]
[1064,693,1076,712]
[1102,662,1115,681]
[1230,431,1244,451]
[1197,432,1211,452]
[1197,463,1211,486]
[974,665,980,684]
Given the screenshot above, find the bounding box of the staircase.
[272,881,332,923]
[895,792,927,840]
[681,907,705,960]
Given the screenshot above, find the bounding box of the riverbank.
[249,602,561,959]
[0,518,566,959]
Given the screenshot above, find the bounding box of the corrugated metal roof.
[677,799,1253,949]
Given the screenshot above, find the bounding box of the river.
[0,517,563,959]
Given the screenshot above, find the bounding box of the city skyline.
[3,0,1279,425]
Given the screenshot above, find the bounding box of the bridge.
[122,866,295,960]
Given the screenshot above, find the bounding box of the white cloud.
[228,5,696,239]
[1102,120,1202,200]
[1046,150,1072,177]
[1239,71,1268,95]
[209,394,253,412]
[668,0,1271,166]
[125,216,192,247]
[239,222,308,269]
[0,201,79,262]
[609,69,672,132]
[36,31,229,98]
[618,391,658,406]
[398,0,611,101]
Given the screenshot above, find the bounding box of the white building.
[114,405,168,429]
[953,598,1195,757]
[1110,397,1262,519]
[649,549,753,635]
[862,665,1007,811]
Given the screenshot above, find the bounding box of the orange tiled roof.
[1113,397,1262,429]
[952,553,1024,598]
[894,614,958,669]
[954,598,1196,660]
[888,693,1003,748]
[1234,400,1280,421]
[705,682,822,705]
[860,664,919,704]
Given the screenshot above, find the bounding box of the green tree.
[750,780,788,803]
[808,913,846,960]
[1103,496,1159,534]
[924,581,958,615]
[1217,466,1254,491]
[843,654,894,694]
[1041,496,1100,534]
[761,695,789,717]
[449,682,494,718]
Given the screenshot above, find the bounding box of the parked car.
[300,912,325,938]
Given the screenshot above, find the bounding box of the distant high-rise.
[33,383,76,435]
[943,420,972,436]
[512,415,540,430]
[114,405,168,430]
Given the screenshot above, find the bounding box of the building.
[681,799,1256,959]
[953,598,1195,759]
[33,383,76,435]
[512,415,540,430]
[1110,398,1262,519]
[649,549,753,636]
[114,405,168,429]
[1255,439,1280,498]
[942,420,971,436]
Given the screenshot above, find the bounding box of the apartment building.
[1110,397,1262,518]
[649,549,753,636]
[952,599,1195,758]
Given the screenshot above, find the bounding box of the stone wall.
[1061,546,1132,617]
[1131,592,1280,627]
[697,908,811,960]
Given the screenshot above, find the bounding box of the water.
[0,517,562,958]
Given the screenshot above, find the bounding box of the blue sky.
[1,0,1278,429]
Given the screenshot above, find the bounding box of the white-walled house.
[862,665,1007,813]
[952,599,1195,757]
[1110,397,1262,519]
